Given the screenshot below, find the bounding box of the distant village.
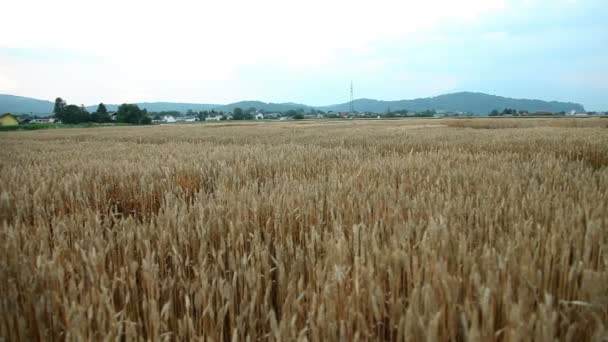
[1,104,606,128]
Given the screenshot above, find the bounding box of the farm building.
[264,113,280,119]
[255,113,264,120]
[205,115,224,121]
[176,116,197,122]
[31,117,57,124]
[0,114,19,126]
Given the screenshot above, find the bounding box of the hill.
[217,101,310,113]
[85,102,220,113]
[0,94,54,114]
[1,92,585,115]
[84,101,309,113]
[319,92,585,114]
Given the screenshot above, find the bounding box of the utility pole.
[349,81,354,113]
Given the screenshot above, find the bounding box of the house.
[0,114,19,126]
[176,116,197,122]
[567,110,577,116]
[31,117,57,124]
[163,115,177,123]
[255,113,264,120]
[205,115,224,121]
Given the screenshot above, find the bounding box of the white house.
[255,113,264,120]
[205,115,224,121]
[176,116,197,122]
[31,117,57,124]
[265,113,280,119]
[163,115,177,123]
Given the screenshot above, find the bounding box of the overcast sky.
[1,0,606,110]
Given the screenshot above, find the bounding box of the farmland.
[1,118,607,341]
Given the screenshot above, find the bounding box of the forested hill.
[319,92,585,114]
[0,94,55,114]
[1,92,585,115]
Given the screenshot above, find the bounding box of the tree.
[196,110,209,121]
[233,107,245,120]
[417,110,435,117]
[53,97,66,116]
[489,109,499,116]
[231,107,254,120]
[96,103,108,114]
[116,104,150,124]
[285,109,305,119]
[91,103,111,123]
[501,108,517,115]
[61,105,90,124]
[385,111,397,118]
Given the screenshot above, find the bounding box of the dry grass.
[1,118,607,341]
[444,117,607,129]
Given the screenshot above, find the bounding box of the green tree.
[196,110,209,121]
[53,97,66,117]
[91,103,111,123]
[417,110,435,117]
[233,107,245,120]
[116,104,150,124]
[285,109,304,118]
[96,103,108,114]
[501,108,517,115]
[61,105,90,124]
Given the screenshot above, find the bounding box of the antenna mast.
[349,81,354,113]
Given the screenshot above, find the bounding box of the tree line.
[53,98,151,124]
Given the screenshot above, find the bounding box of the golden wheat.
[1,118,607,341]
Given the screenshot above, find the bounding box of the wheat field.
[1,118,607,341]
